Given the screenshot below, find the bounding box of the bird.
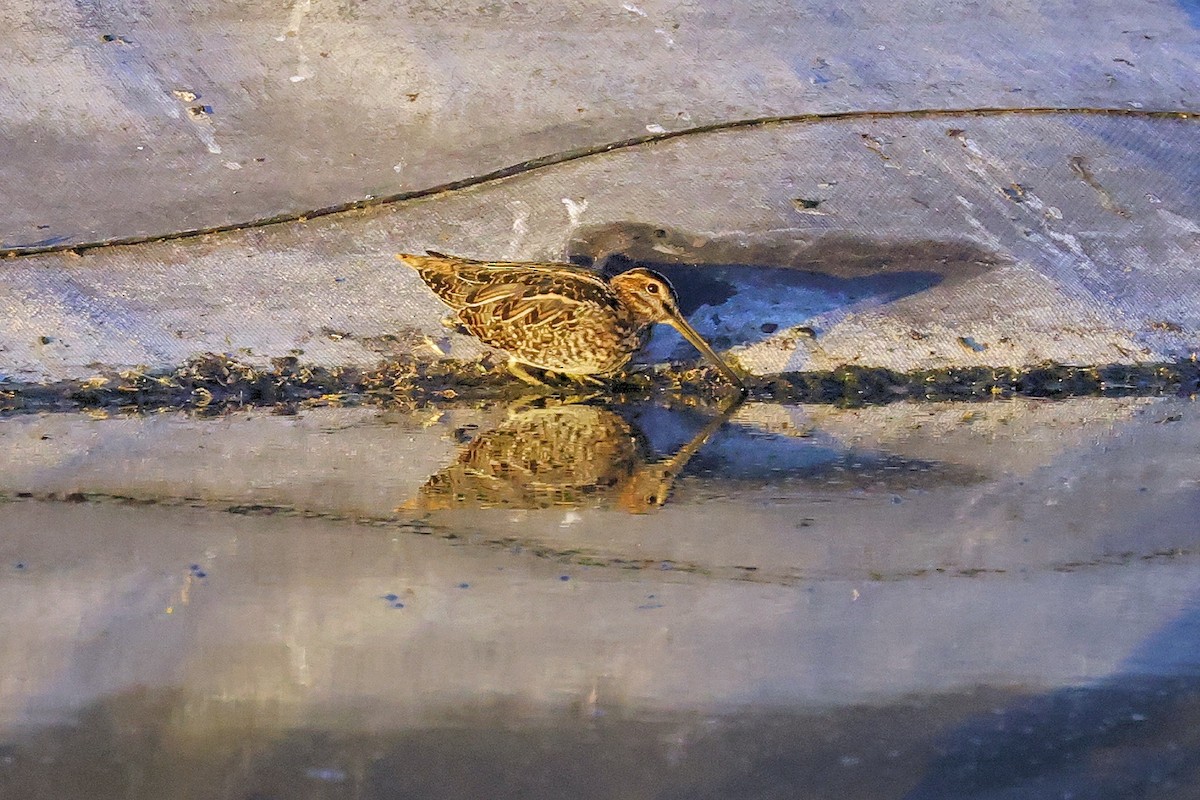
[396,251,744,390]
[398,399,739,513]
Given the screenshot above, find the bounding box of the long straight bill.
[667,315,746,391]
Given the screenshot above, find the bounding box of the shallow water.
[1,395,1198,798]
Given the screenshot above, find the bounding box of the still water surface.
[0,396,1198,797]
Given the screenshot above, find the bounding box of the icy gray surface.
[1,112,1197,380]
[3,0,1198,246]
[2,2,1198,379]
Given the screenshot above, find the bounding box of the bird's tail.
[395,252,448,270]
[395,251,473,308]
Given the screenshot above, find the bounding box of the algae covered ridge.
[0,352,1196,416]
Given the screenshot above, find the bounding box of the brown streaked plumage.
[398,400,738,513]
[396,251,743,389]
[400,405,648,512]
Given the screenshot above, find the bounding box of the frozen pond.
[1,394,1198,797]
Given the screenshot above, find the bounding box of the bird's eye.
[646,283,659,294]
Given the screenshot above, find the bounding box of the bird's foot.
[506,360,554,388]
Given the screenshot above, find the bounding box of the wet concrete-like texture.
[2,397,1200,797]
[1,112,1198,382]
[5,1,1200,796]
[2,1,1198,245]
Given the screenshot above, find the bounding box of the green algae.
[0,353,1196,415]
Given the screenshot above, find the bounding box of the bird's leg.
[507,359,551,387]
[440,314,471,336]
[506,392,549,414]
[564,372,607,388]
[559,390,604,405]
[509,390,602,410]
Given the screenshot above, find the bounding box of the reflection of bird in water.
[397,251,744,391]
[399,401,736,514]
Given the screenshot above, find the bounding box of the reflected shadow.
[400,398,982,514]
[566,222,1004,356]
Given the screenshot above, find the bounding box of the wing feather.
[399,253,610,308]
[398,253,625,366]
[461,285,594,332]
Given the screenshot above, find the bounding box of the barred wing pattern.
[402,252,606,310]
[400,253,647,375]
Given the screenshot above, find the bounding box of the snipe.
[397,251,744,390]
[399,399,738,513]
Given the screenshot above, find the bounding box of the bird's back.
[397,252,611,310]
[399,252,650,374]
